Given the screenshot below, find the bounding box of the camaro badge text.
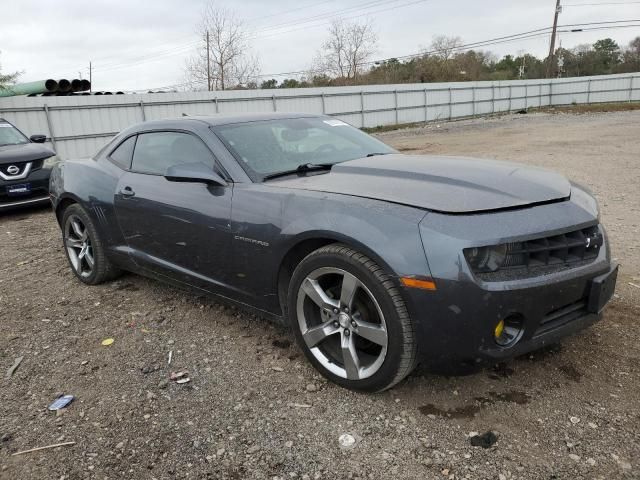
[234,235,270,247]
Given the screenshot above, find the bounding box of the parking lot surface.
[1,110,638,479]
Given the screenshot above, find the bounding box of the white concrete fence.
[0,72,638,160]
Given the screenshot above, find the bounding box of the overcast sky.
[1,0,638,91]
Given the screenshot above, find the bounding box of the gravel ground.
[1,110,638,480]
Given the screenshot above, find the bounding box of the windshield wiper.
[262,163,334,181]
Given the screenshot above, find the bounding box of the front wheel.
[287,244,418,392]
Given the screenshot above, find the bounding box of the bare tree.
[0,51,20,91]
[315,19,378,82]
[185,3,259,91]
[429,35,463,60]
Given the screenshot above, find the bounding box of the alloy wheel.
[296,267,388,380]
[65,214,95,278]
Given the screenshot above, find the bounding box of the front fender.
[229,183,432,313]
[278,202,431,281]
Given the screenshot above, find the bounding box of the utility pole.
[89,61,92,92]
[546,0,562,78]
[206,31,211,91]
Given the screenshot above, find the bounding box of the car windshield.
[0,122,29,146]
[212,117,395,179]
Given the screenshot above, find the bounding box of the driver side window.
[131,131,215,175]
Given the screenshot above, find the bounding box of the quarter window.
[108,135,136,169]
[131,131,215,175]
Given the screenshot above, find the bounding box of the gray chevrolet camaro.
[49,113,618,392]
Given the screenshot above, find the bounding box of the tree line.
[257,34,640,90]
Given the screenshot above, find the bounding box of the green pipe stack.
[0,78,91,97]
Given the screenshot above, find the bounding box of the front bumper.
[409,189,617,365]
[0,166,51,210]
[404,261,616,365]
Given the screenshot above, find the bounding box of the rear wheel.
[288,244,417,392]
[61,204,120,285]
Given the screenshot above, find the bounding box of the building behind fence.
[0,72,638,160]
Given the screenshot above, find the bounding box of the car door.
[113,129,235,294]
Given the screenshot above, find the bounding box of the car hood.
[269,154,571,213]
[0,143,56,165]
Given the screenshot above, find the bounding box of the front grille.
[471,225,603,281]
[506,225,601,268]
[1,162,25,177]
[533,299,589,337]
[0,160,41,180]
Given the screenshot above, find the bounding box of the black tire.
[287,244,417,392]
[61,203,121,285]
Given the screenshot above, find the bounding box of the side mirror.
[30,134,47,143]
[165,162,228,187]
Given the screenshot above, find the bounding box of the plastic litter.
[11,441,76,456]
[5,356,24,379]
[338,433,356,449]
[48,395,74,411]
[101,338,114,346]
[170,371,191,383]
[170,371,189,381]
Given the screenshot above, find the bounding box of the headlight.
[464,244,507,272]
[44,156,61,168]
[570,181,600,221]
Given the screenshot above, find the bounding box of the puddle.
[419,404,481,419]
[419,389,529,421]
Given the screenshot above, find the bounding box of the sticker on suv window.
[323,119,348,127]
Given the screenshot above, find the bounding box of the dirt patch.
[2,111,639,479]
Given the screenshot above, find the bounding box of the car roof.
[190,112,322,126]
[123,112,325,133]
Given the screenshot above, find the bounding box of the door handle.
[120,186,135,197]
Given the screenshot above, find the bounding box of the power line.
[250,0,429,40]
[245,0,336,24]
[562,23,640,31]
[563,1,640,5]
[250,0,404,34]
[93,42,200,71]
